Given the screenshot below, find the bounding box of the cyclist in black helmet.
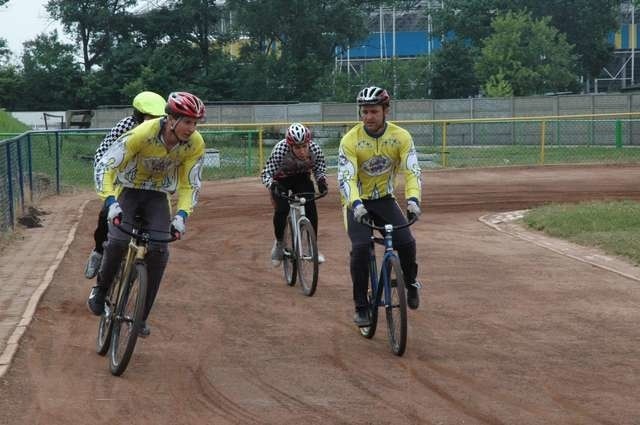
[338,86,423,328]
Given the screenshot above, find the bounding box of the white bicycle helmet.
[356,86,390,106]
[285,123,311,146]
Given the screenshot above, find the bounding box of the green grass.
[523,200,640,265]
[0,109,29,134]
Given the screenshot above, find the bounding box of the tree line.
[0,0,625,110]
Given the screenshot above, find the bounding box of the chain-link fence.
[0,128,263,233]
[203,113,640,170]
[2,114,640,232]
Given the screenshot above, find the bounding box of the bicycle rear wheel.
[109,262,147,376]
[282,217,297,286]
[384,255,407,356]
[297,218,319,296]
[96,263,123,356]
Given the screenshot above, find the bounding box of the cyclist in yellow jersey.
[84,91,167,280]
[338,86,423,327]
[88,92,206,338]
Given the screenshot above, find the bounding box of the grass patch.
[0,109,29,134]
[523,200,640,264]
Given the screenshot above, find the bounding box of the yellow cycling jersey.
[338,121,422,207]
[95,117,205,215]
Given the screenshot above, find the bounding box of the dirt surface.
[2,164,640,425]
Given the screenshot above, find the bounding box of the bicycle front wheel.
[109,262,147,376]
[96,263,122,356]
[282,217,297,286]
[384,255,407,356]
[297,218,319,296]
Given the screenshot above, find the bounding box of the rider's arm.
[93,116,137,166]
[260,140,287,188]
[399,132,422,203]
[310,142,327,182]
[94,132,141,200]
[337,134,361,207]
[175,133,205,216]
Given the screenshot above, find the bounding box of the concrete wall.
[76,94,640,143]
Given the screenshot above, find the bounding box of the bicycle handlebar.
[275,189,328,203]
[115,221,178,243]
[362,215,418,232]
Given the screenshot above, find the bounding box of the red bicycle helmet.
[165,92,206,120]
[356,86,390,106]
[285,123,311,146]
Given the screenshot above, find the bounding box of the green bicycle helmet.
[132,91,166,117]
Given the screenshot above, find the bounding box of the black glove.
[270,181,282,196]
[317,177,328,194]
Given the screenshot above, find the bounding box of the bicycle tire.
[282,217,297,286]
[384,255,407,356]
[297,218,319,296]
[359,244,381,338]
[96,264,123,356]
[109,262,147,376]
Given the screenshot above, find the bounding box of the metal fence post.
[615,119,623,148]
[17,138,24,212]
[540,120,546,165]
[6,143,14,229]
[27,133,33,202]
[441,122,448,168]
[55,131,61,194]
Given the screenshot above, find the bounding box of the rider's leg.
[88,191,137,314]
[94,204,109,253]
[84,205,109,279]
[272,193,290,241]
[347,206,372,324]
[139,191,171,322]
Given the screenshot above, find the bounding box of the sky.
[0,0,68,59]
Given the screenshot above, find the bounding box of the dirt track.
[1,164,640,425]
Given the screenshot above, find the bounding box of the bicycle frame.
[368,224,398,309]
[287,196,309,259]
[360,216,416,355]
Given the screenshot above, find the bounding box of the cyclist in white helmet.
[261,122,328,266]
[84,91,167,280]
[338,86,423,327]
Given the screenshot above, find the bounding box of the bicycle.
[359,216,417,356]
[95,217,175,376]
[276,189,327,296]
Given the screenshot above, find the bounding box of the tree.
[0,38,11,67]
[431,0,620,89]
[226,0,370,100]
[20,32,84,109]
[475,11,579,96]
[520,0,619,84]
[46,0,137,72]
[430,39,479,99]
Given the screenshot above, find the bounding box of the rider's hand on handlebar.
[353,201,370,224]
[171,211,187,239]
[269,180,283,196]
[407,198,421,221]
[106,198,123,226]
[317,177,328,194]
